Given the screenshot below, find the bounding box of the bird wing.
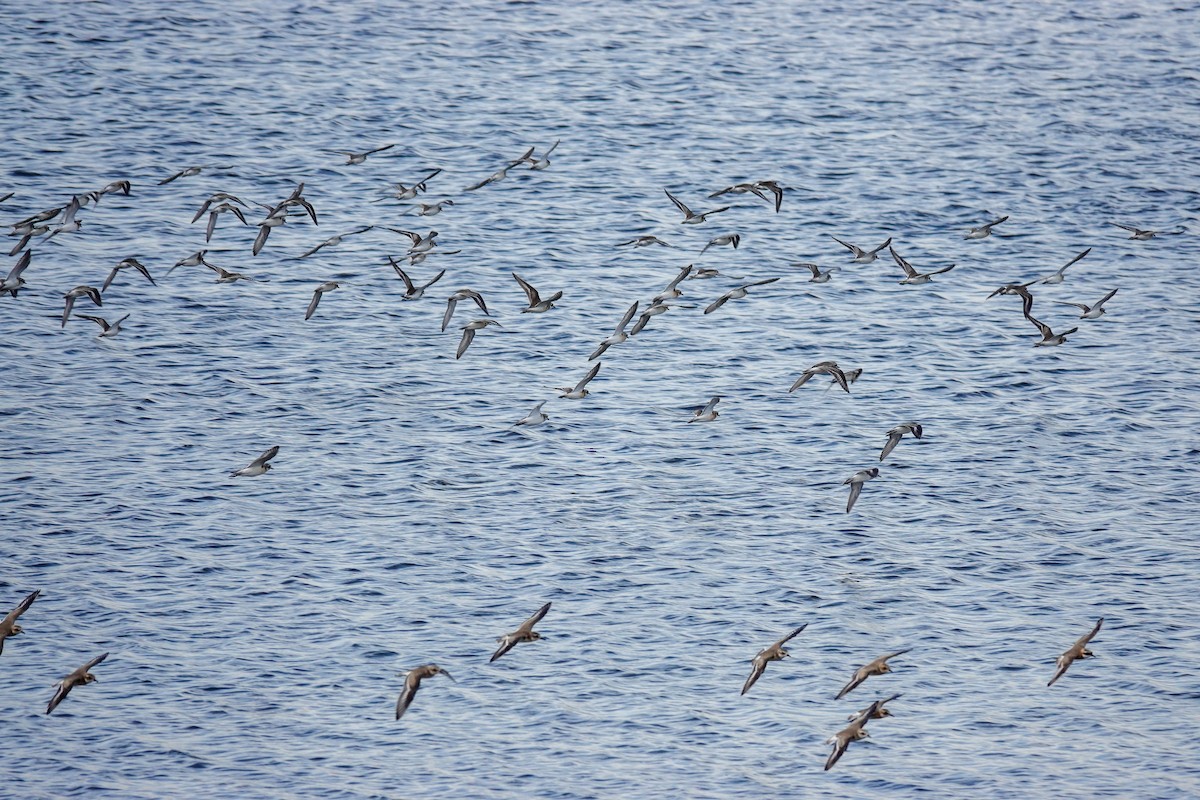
[798,262,821,278]
[61,296,76,328]
[775,623,808,647]
[1061,248,1091,272]
[1094,288,1119,308]
[986,215,1009,228]
[880,648,911,663]
[76,315,109,331]
[704,293,731,315]
[2,589,39,628]
[8,251,31,280]
[699,396,720,415]
[828,366,850,394]
[366,144,396,156]
[1076,617,1104,648]
[518,602,552,633]
[824,736,849,771]
[1111,223,1138,233]
[46,679,74,714]
[890,246,917,278]
[191,199,213,224]
[830,236,861,256]
[574,362,601,392]
[615,301,639,333]
[250,446,279,469]
[1047,652,1075,687]
[664,189,691,217]
[836,666,868,699]
[544,140,560,157]
[82,652,109,671]
[744,277,780,289]
[512,273,540,305]
[925,264,956,276]
[390,258,416,293]
[305,289,323,320]
[846,481,863,513]
[456,327,475,359]
[741,659,766,695]
[395,679,421,719]
[158,168,188,185]
[441,298,459,332]
[870,237,893,255]
[252,225,271,256]
[490,634,520,662]
[1026,314,1053,338]
[788,371,814,392]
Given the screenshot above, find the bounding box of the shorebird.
[796,262,835,283]
[889,246,955,284]
[299,226,372,258]
[987,282,1035,319]
[616,235,671,248]
[464,148,534,191]
[275,182,318,225]
[700,233,740,254]
[169,250,210,275]
[688,396,721,423]
[46,652,108,715]
[741,624,807,695]
[0,589,40,656]
[1048,618,1103,687]
[44,196,82,241]
[251,211,287,256]
[92,180,132,204]
[843,468,880,513]
[204,203,248,242]
[456,319,501,359]
[158,165,201,184]
[1035,248,1091,285]
[964,215,1009,239]
[1055,288,1118,319]
[836,649,909,699]
[1,251,31,297]
[754,180,784,213]
[589,301,639,360]
[442,289,490,332]
[231,446,278,477]
[390,259,444,300]
[206,263,261,283]
[191,193,249,223]
[61,285,102,327]
[386,228,439,255]
[8,224,49,256]
[653,264,693,304]
[831,235,892,264]
[513,272,562,312]
[1027,314,1078,347]
[491,602,552,662]
[516,401,549,427]
[1111,222,1184,240]
[405,200,454,217]
[305,281,342,320]
[848,693,902,721]
[665,189,730,225]
[879,423,922,462]
[557,362,600,399]
[524,140,560,170]
[703,277,780,314]
[395,664,454,720]
[708,182,765,201]
[76,313,129,338]
[333,144,395,164]
[380,169,442,202]
[825,700,882,771]
[790,361,851,394]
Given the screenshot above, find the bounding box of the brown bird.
[46,652,108,714]
[1048,618,1103,687]
[491,602,552,662]
[836,649,910,699]
[395,664,454,720]
[741,623,807,695]
[0,589,40,656]
[825,699,882,771]
[847,693,902,721]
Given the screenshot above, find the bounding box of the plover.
[46,652,109,715]
[843,468,880,513]
[395,664,454,720]
[1048,618,1103,687]
[0,589,40,656]
[231,446,279,477]
[741,624,808,695]
[836,649,909,699]
[491,602,552,662]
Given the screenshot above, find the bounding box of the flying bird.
[835,649,909,699]
[848,693,902,721]
[0,589,40,656]
[789,361,851,394]
[204,203,248,242]
[703,277,780,314]
[589,301,639,360]
[395,664,454,720]
[389,258,444,300]
[1027,314,1078,347]
[1055,288,1118,319]
[47,652,109,714]
[843,468,880,513]
[825,700,882,771]
[441,289,490,331]
[158,166,201,184]
[1048,618,1103,686]
[305,281,342,320]
[513,272,562,312]
[76,313,129,338]
[688,395,722,423]
[491,602,552,662]
[700,233,741,254]
[796,262,835,283]
[616,235,672,248]
[831,235,892,264]
[1035,248,1091,285]
[333,143,395,165]
[231,446,279,477]
[557,362,601,399]
[525,140,560,171]
[299,226,372,258]
[889,246,955,285]
[61,285,102,328]
[664,189,730,225]
[516,401,549,427]
[456,320,502,359]
[879,423,922,462]
[1111,222,1184,240]
[741,624,807,695]
[964,215,1009,239]
[1,251,32,297]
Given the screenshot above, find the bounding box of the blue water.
[2,1,1199,797]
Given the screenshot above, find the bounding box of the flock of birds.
[0,138,1175,770]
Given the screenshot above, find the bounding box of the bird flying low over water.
[848,693,902,721]
[442,289,490,331]
[796,262,835,283]
[390,258,444,300]
[741,624,807,695]
[191,192,249,223]
[1055,288,1118,319]
[964,215,1008,239]
[513,272,562,312]
[558,362,601,399]
[1111,222,1184,240]
[616,235,672,248]
[831,235,892,263]
[665,189,730,225]
[825,699,883,771]
[396,664,454,720]
[380,169,443,202]
[1027,314,1077,347]
[44,195,82,241]
[790,361,852,394]
[491,602,552,662]
[332,143,395,165]
[522,140,560,171]
[76,313,129,338]
[700,233,740,254]
[889,246,955,284]
[843,468,880,513]
[101,258,155,293]
[987,282,1035,319]
[516,400,549,427]
[0,589,40,656]
[299,226,373,258]
[688,396,721,423]
[1048,618,1103,687]
[703,277,779,315]
[880,423,922,462]
[456,320,501,359]
[836,649,909,699]
[158,165,202,185]
[464,148,534,191]
[231,445,279,477]
[1035,248,1091,285]
[61,285,102,328]
[590,301,639,360]
[46,652,108,715]
[306,281,342,320]
[203,203,248,242]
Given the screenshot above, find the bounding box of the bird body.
[1048,618,1103,686]
[232,445,279,477]
[47,652,108,714]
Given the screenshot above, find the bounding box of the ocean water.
[2,1,1199,797]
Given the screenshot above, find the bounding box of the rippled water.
[3,1,1200,797]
